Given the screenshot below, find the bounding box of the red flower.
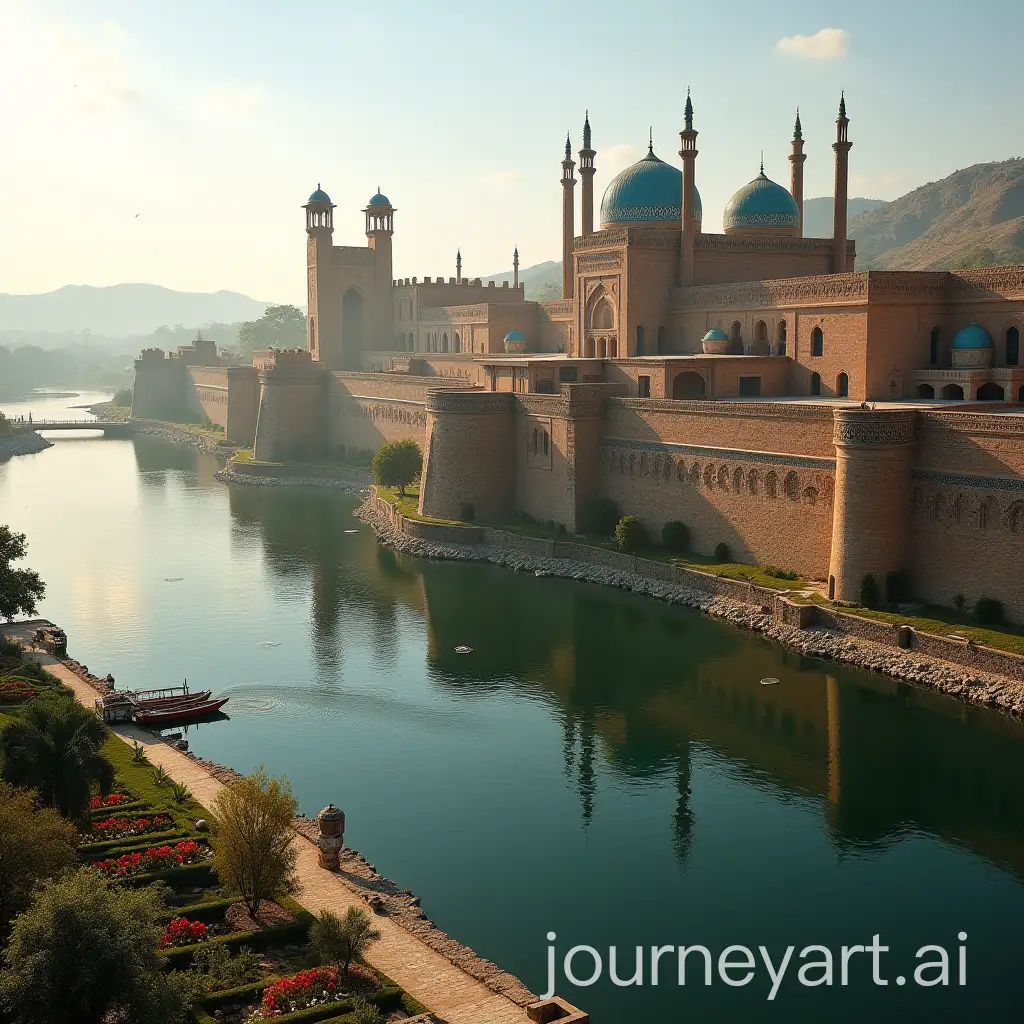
[160,917,209,947]
[89,793,128,809]
[254,967,343,1018]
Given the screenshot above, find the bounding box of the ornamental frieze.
[333,398,426,428]
[424,391,515,414]
[832,410,917,446]
[578,253,623,272]
[670,273,869,310]
[420,304,488,323]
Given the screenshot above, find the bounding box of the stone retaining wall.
[0,432,53,458]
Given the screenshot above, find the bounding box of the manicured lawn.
[133,417,227,442]
[100,734,208,823]
[374,485,471,528]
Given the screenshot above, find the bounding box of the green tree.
[0,526,45,621]
[615,515,648,553]
[235,304,306,357]
[371,440,423,497]
[211,767,299,919]
[0,693,114,824]
[0,782,78,934]
[0,868,193,1024]
[310,906,382,976]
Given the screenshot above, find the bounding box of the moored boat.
[132,690,213,709]
[132,697,229,725]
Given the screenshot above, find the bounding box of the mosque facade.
[132,94,1024,619]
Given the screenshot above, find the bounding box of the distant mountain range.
[0,284,273,337]
[482,260,562,301]
[801,197,888,239]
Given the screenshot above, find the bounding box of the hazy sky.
[1,0,1021,305]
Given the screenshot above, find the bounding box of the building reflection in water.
[210,454,1024,882]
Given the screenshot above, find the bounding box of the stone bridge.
[28,420,135,437]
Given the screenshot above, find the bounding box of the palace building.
[132,93,1024,620]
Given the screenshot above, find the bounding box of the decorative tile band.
[602,436,835,470]
[912,468,1024,493]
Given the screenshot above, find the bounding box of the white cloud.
[776,28,848,61]
[600,143,642,180]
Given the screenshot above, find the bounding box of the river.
[2,390,1024,1021]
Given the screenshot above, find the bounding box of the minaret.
[303,184,336,364]
[678,89,698,287]
[831,93,852,273]
[578,112,596,236]
[456,248,462,284]
[363,188,395,368]
[561,133,576,300]
[789,108,806,236]
[513,246,520,289]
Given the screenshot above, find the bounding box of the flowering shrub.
[92,839,209,878]
[91,814,171,840]
[160,916,209,947]
[0,681,38,702]
[248,967,344,1019]
[89,793,129,809]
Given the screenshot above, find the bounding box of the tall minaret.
[578,112,596,236]
[789,108,806,236]
[561,133,576,300]
[456,248,462,284]
[832,93,852,272]
[678,89,698,287]
[513,246,520,289]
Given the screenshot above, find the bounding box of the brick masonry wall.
[598,440,835,577]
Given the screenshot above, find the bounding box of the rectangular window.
[638,375,651,398]
[558,366,579,383]
[536,379,555,394]
[738,376,762,397]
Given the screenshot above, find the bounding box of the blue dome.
[600,147,702,227]
[952,323,993,349]
[703,329,729,341]
[504,329,526,342]
[723,171,800,232]
[308,187,332,203]
[368,190,391,207]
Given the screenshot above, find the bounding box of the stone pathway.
[37,654,534,1024]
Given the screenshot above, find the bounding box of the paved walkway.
[35,653,532,1024]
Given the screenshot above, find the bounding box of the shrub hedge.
[579,496,619,536]
[661,521,690,552]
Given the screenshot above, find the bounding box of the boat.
[133,697,229,725]
[133,690,212,709]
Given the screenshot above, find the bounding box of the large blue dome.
[723,171,800,233]
[952,323,993,349]
[600,147,702,227]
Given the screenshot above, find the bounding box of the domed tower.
[600,144,702,230]
[363,189,395,360]
[723,162,801,237]
[304,184,337,363]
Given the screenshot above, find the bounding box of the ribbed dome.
[308,187,332,203]
[952,323,993,349]
[723,171,800,233]
[600,147,702,227]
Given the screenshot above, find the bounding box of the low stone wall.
[130,419,234,455]
[227,460,371,484]
[0,431,53,458]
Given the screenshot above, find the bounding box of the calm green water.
[3,393,1024,1021]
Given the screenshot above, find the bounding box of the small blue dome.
[703,329,729,341]
[308,187,332,203]
[504,329,526,343]
[368,190,391,207]
[723,171,800,232]
[952,323,993,349]
[600,147,702,227]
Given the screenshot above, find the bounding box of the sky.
[0,0,1022,306]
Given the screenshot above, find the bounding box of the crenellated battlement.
[392,277,525,294]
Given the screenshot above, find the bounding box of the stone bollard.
[316,803,346,870]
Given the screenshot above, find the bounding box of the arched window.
[777,320,787,357]
[636,325,645,356]
[837,372,849,398]
[916,383,935,399]
[672,371,706,399]
[532,428,538,454]
[730,320,742,348]
[310,317,316,353]
[765,471,778,499]
[755,320,768,343]
[977,382,1005,401]
[598,337,607,358]
[454,332,461,353]
[810,372,821,396]
[591,298,614,330]
[1007,326,1020,366]
[657,325,666,354]
[941,383,964,400]
[609,337,618,358]
[930,327,939,366]
[543,432,549,456]
[442,332,449,353]
[811,326,824,357]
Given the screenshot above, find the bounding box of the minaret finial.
[649,126,653,152]
[565,132,572,161]
[583,110,591,150]
[684,87,693,130]
[839,91,847,119]
[760,151,764,175]
[794,107,802,140]
[317,181,321,190]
